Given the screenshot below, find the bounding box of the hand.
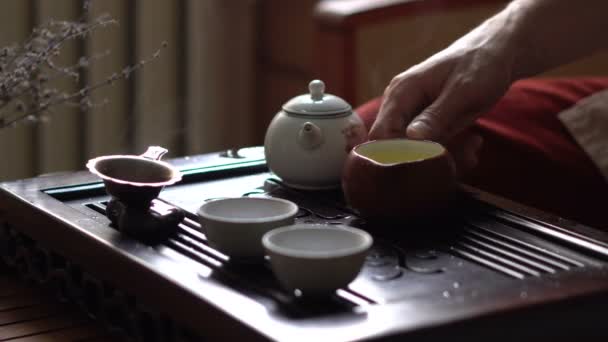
[368,16,518,174]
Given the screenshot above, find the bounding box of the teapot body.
[264,110,366,189]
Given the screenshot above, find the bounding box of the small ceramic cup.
[198,197,299,260]
[342,139,456,222]
[262,224,373,296]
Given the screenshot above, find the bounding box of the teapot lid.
[282,80,351,116]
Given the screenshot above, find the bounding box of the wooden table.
[0,265,111,341]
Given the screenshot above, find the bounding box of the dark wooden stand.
[1,147,607,341]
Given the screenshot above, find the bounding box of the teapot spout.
[298,122,324,150]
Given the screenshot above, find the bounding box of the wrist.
[490,0,540,82]
[498,0,608,80]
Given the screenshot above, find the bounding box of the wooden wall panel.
[36,0,83,175]
[350,1,608,105]
[190,0,258,152]
[545,52,608,78]
[85,0,131,158]
[257,70,311,143]
[355,2,504,105]
[133,0,181,157]
[315,27,356,104]
[184,0,203,155]
[0,1,35,181]
[259,0,317,73]
[256,0,318,144]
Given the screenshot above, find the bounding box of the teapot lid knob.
[282,79,350,116]
[309,80,325,101]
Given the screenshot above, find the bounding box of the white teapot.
[264,80,368,190]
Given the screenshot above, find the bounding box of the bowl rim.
[86,155,183,187]
[352,138,447,167]
[262,224,373,259]
[198,197,299,224]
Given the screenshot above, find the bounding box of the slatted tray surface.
[1,147,608,341]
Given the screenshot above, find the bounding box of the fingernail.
[407,121,432,139]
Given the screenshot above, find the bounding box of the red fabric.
[355,78,608,230]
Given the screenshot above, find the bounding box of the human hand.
[368,18,519,173]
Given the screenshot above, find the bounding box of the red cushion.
[355,78,608,230]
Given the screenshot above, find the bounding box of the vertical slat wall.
[0,1,35,180]
[0,0,260,181]
[187,0,258,155]
[134,0,181,156]
[36,0,83,175]
[185,0,205,155]
[86,0,131,158]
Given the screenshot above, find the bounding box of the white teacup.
[198,197,298,259]
[262,224,373,296]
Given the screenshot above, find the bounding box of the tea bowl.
[342,139,456,222]
[262,224,372,296]
[87,146,181,207]
[198,197,298,260]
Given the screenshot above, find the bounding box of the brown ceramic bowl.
[87,146,182,207]
[342,139,456,222]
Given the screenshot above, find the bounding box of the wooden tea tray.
[0,147,607,341]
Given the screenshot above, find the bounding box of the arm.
[369,0,608,142]
[314,0,508,104]
[508,0,608,79]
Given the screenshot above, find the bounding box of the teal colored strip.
[179,159,266,176]
[43,158,267,196]
[44,182,105,195]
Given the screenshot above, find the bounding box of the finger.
[446,131,483,177]
[406,81,478,141]
[369,77,427,140]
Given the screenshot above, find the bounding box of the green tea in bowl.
[342,139,456,222]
